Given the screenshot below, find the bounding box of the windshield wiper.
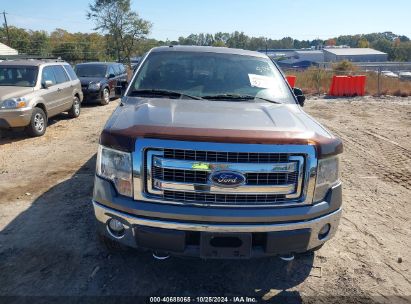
[129,89,203,100]
[202,94,281,104]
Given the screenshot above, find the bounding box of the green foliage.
[332,60,357,73]
[1,24,411,63]
[87,0,151,63]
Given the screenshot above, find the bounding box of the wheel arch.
[33,102,48,118]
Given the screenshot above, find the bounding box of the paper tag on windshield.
[248,74,276,89]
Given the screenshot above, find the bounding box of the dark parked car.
[75,62,128,105]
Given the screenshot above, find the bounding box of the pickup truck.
[92,46,343,259]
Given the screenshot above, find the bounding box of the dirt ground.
[0,97,410,303]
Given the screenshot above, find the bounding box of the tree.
[29,30,49,56]
[326,38,336,46]
[0,26,31,54]
[357,37,369,48]
[87,0,151,63]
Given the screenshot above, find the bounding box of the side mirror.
[293,87,306,107]
[108,73,116,79]
[42,80,53,88]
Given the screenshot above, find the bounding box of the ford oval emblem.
[209,171,246,188]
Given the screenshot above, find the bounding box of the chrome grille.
[134,139,317,207]
[143,146,309,207]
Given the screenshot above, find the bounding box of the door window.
[53,65,70,84]
[41,66,57,86]
[63,65,78,80]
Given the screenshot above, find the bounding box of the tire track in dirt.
[323,124,411,191]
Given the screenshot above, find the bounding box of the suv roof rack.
[0,55,64,62]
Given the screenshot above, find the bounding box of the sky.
[2,0,411,41]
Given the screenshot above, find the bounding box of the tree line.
[1,0,410,63]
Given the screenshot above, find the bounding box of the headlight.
[96,145,133,197]
[1,97,27,109]
[88,82,101,90]
[313,156,340,202]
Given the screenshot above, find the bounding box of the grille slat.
[163,190,286,205]
[152,168,297,186]
[164,149,289,163]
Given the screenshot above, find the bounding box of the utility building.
[0,42,18,56]
[324,48,387,62]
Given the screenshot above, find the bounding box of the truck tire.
[26,107,47,137]
[68,96,81,118]
[100,88,110,106]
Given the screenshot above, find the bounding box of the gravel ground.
[0,97,410,303]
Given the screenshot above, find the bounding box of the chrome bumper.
[93,201,342,252]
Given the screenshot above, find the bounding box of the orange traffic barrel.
[356,75,367,96]
[286,75,297,88]
[336,76,348,96]
[329,76,336,95]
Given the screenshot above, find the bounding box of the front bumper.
[92,176,342,258]
[94,201,341,258]
[0,108,32,129]
[82,89,102,102]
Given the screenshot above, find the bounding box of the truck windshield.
[75,65,107,78]
[0,67,38,87]
[129,51,294,103]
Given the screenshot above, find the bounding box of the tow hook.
[152,251,170,260]
[279,254,295,261]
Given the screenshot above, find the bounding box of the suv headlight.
[313,156,340,202]
[88,82,101,90]
[96,145,133,197]
[1,97,27,109]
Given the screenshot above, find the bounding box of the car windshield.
[0,66,38,87]
[129,51,294,103]
[75,65,107,78]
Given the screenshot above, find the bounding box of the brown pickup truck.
[92,46,343,259]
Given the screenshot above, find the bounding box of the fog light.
[107,218,125,238]
[318,224,331,240]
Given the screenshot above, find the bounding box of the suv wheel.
[68,96,81,118]
[26,108,47,137]
[100,88,110,105]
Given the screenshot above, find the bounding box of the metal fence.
[281,62,411,96]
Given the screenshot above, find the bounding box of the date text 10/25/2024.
[149,296,258,303]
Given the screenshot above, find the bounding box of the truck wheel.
[100,88,110,106]
[26,107,47,137]
[68,96,81,118]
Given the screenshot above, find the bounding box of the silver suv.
[0,60,83,136]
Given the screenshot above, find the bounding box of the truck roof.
[150,45,268,58]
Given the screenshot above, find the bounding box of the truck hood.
[0,86,35,102]
[101,97,343,158]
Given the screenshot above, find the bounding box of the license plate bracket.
[200,232,252,259]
